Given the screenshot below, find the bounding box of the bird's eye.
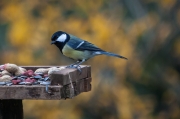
[56,34,67,42]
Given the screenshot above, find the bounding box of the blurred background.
[0,0,180,119]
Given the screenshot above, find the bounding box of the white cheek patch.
[57,34,67,42]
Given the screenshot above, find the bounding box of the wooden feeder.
[0,65,91,119]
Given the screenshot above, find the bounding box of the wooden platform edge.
[0,65,91,100]
[0,77,91,100]
[50,65,91,85]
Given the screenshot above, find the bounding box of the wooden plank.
[22,66,51,71]
[61,77,91,99]
[0,78,91,100]
[50,66,89,85]
[86,66,91,77]
[0,85,62,100]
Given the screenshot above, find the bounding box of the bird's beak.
[51,41,56,44]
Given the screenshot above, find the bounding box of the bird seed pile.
[0,63,65,86]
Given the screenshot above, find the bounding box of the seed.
[0,82,6,85]
[25,78,31,82]
[34,75,42,79]
[6,82,13,86]
[44,77,49,81]
[1,70,11,76]
[12,80,18,85]
[35,68,49,74]
[0,75,12,82]
[40,81,51,85]
[20,76,27,79]
[4,63,19,74]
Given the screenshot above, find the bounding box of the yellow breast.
[62,45,91,60]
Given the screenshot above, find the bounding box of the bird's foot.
[74,65,82,73]
[66,64,74,68]
[66,65,82,73]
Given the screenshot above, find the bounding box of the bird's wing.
[68,35,104,52]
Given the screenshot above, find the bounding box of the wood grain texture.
[0,85,62,100]
[0,78,91,100]
[50,66,90,85]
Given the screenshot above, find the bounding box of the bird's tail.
[100,51,128,60]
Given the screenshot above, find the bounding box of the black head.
[51,31,70,44]
[51,31,70,52]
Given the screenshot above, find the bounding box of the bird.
[51,31,127,70]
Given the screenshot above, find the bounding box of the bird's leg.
[66,59,86,73]
[71,59,86,72]
[74,59,86,67]
[74,65,82,72]
[66,61,80,68]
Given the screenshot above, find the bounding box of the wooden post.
[0,65,91,119]
[0,100,23,119]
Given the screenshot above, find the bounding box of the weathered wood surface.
[50,66,91,85]
[0,66,91,100]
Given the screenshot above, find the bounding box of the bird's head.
[51,31,69,45]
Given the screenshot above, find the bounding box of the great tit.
[51,31,127,69]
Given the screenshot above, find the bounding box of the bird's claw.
[75,65,82,73]
[66,65,82,73]
[66,64,74,68]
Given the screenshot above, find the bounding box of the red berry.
[44,74,48,77]
[16,79,21,83]
[31,79,36,82]
[23,72,29,76]
[12,80,17,85]
[25,78,31,82]
[27,70,34,73]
